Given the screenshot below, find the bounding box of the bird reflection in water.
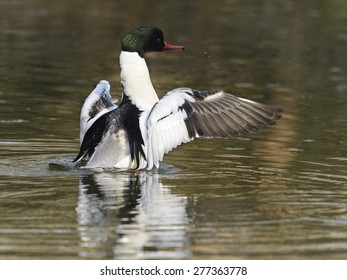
[76,172,190,259]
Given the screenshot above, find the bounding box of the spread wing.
[146,87,282,169]
[79,80,117,144]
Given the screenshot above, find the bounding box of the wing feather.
[146,88,282,169]
[73,113,108,163]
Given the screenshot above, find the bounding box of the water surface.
[1,0,347,259]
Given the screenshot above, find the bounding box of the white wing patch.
[146,88,195,169]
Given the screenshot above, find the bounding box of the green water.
[1,0,347,259]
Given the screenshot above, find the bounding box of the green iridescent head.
[121,27,184,57]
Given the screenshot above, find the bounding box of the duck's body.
[74,27,282,170]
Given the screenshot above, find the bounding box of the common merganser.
[74,27,282,170]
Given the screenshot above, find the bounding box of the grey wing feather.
[181,89,282,138]
[146,87,282,169]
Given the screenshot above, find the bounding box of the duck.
[73,27,282,170]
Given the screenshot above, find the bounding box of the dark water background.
[1,0,347,259]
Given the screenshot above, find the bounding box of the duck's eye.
[156,38,162,43]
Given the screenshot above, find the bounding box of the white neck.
[119,51,159,111]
